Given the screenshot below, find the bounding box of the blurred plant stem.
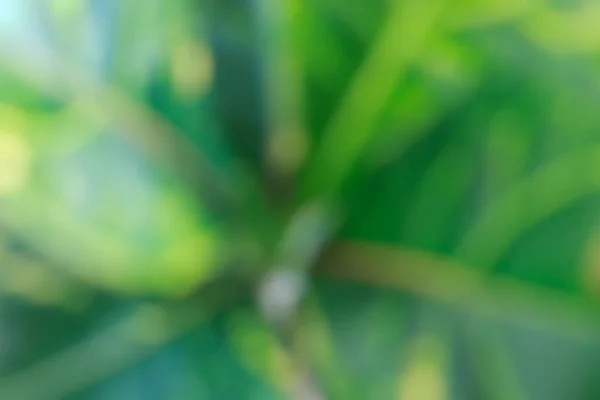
[299,0,444,202]
[456,145,600,269]
[318,241,600,344]
[256,0,308,188]
[465,321,528,400]
[0,33,238,212]
[0,275,252,399]
[293,294,356,400]
[0,249,90,310]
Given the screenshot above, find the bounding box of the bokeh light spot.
[159,231,216,296]
[397,334,447,400]
[268,125,309,175]
[0,131,31,196]
[171,41,214,100]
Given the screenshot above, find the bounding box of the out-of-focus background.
[2,0,600,398]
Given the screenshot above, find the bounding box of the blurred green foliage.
[3,0,600,399]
